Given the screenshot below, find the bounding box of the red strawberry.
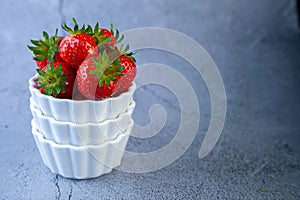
[97,55,136,97]
[90,27,115,46]
[100,28,115,40]
[36,61,76,98]
[35,59,48,71]
[76,51,136,100]
[28,30,63,71]
[71,82,88,100]
[97,28,116,46]
[60,18,97,68]
[89,23,123,47]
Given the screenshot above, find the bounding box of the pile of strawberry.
[28,18,136,100]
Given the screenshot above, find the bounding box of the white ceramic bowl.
[31,120,131,179]
[30,99,135,146]
[29,74,136,123]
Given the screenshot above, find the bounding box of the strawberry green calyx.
[28,29,61,62]
[88,23,124,45]
[89,51,124,87]
[110,23,124,44]
[87,22,109,45]
[37,64,68,97]
[62,18,111,45]
[62,17,90,35]
[117,44,136,62]
[123,52,136,63]
[88,22,125,45]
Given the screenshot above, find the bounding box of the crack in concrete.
[54,175,61,200]
[250,161,268,177]
[68,184,73,200]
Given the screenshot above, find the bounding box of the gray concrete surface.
[1,0,300,199]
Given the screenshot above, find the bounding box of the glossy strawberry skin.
[98,56,136,97]
[59,33,97,68]
[76,58,102,100]
[99,28,116,46]
[35,59,48,71]
[76,55,136,100]
[71,82,88,100]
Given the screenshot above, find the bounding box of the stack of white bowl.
[28,74,136,179]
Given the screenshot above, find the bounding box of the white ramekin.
[30,100,135,146]
[28,74,136,123]
[31,120,132,179]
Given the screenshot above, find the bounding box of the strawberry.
[89,25,115,46]
[36,61,76,98]
[96,55,136,97]
[99,28,115,43]
[76,51,136,100]
[60,18,97,68]
[28,30,63,71]
[72,82,88,100]
[89,23,124,47]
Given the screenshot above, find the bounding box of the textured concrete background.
[1,0,300,199]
